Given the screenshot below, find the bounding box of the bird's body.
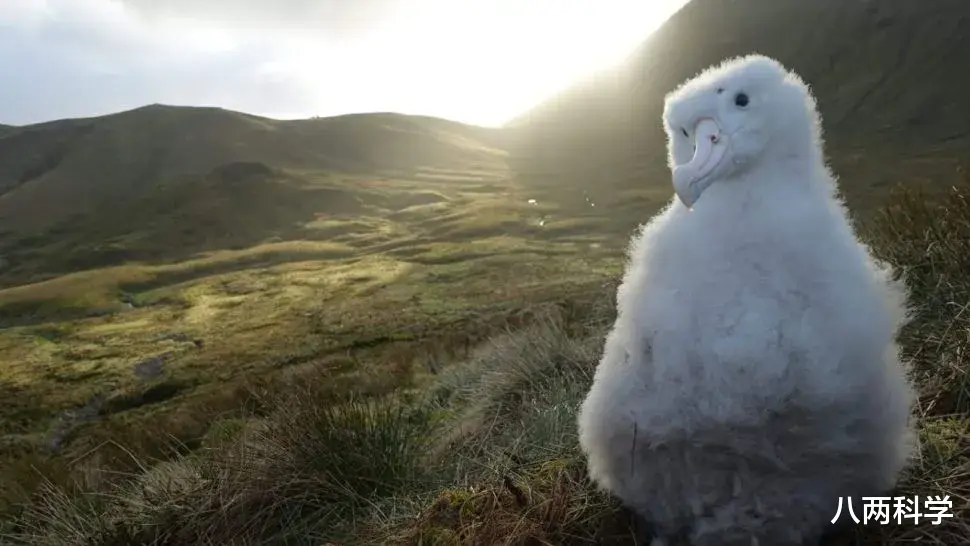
[577,55,915,546]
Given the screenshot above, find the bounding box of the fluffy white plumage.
[576,54,916,545]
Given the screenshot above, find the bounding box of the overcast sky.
[0,0,688,127]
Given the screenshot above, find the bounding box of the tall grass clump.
[846,181,970,544]
[381,305,644,545]
[5,373,439,545]
[864,182,970,416]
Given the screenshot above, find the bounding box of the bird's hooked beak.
[672,118,729,209]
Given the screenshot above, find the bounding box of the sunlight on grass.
[3,170,968,546]
[0,240,356,324]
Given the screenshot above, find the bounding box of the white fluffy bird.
[577,54,916,545]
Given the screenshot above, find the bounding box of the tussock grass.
[841,181,970,545]
[4,181,970,545]
[865,183,970,417]
[7,379,437,545]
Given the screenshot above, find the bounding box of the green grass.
[0,160,627,526]
[1,0,968,537]
[0,107,512,289]
[2,178,968,545]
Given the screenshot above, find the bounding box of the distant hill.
[507,0,970,213]
[0,106,513,285]
[0,105,507,235]
[3,0,968,285]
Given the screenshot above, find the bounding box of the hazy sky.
[0,0,688,127]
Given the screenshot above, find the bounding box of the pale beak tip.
[676,192,694,210]
[673,170,697,209]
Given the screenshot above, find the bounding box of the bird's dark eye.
[734,92,750,108]
[681,128,689,138]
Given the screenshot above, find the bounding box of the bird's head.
[662,54,822,209]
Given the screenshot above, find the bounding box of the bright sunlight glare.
[309,0,690,126]
[0,0,690,127]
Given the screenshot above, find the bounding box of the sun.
[301,0,689,127]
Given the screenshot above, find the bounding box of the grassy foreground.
[2,179,969,545]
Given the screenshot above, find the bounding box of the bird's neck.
[690,153,831,225]
[752,150,823,184]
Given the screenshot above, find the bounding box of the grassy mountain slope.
[3,0,970,543]
[0,104,506,234]
[0,98,615,524]
[0,106,513,285]
[6,184,970,545]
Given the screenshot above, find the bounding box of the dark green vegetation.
[2,0,969,543]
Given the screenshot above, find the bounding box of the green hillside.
[2,0,970,544]
[0,105,506,231]
[0,106,516,286]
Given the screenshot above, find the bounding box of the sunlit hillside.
[2,0,969,544]
[509,0,970,221]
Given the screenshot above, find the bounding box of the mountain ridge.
[0,106,507,233]
[507,0,970,210]
[3,0,969,284]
